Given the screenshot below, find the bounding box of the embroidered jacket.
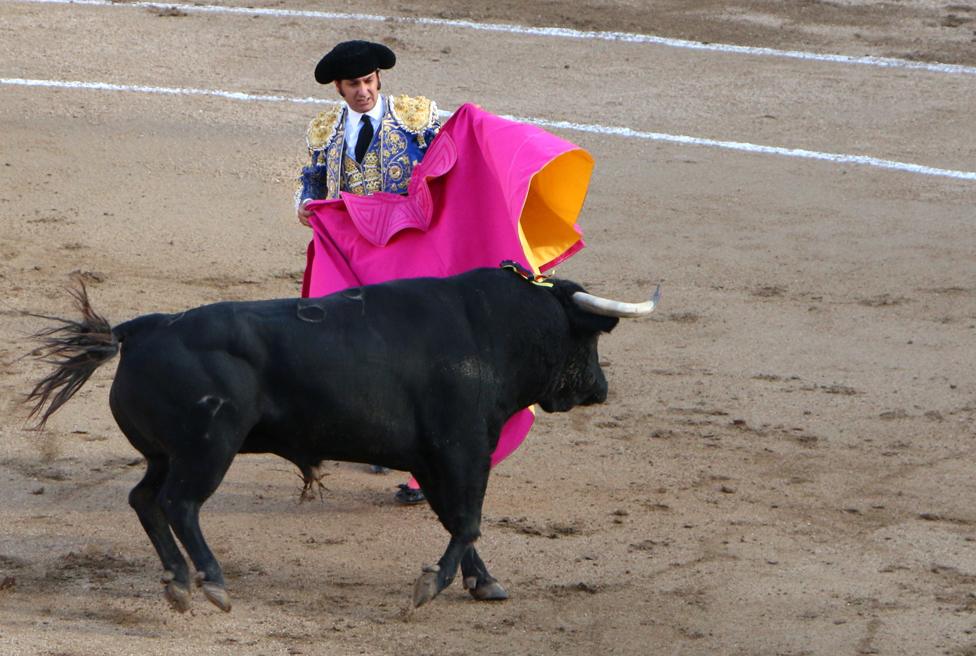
[298,94,440,202]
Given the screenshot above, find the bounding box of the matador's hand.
[297,199,313,227]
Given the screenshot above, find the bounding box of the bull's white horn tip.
[571,283,662,318]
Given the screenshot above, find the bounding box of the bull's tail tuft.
[26,279,119,428]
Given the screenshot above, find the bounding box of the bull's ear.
[567,306,620,334]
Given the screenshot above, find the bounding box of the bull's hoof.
[464,576,509,601]
[161,571,191,613]
[202,582,232,612]
[412,564,441,608]
[195,572,232,612]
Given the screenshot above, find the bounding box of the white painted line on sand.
[509,114,976,181]
[3,77,974,182]
[0,77,332,106]
[8,0,976,77]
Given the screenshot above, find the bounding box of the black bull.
[27,266,659,612]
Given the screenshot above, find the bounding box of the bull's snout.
[582,380,609,406]
[540,375,608,413]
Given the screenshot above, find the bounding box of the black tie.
[355,115,374,163]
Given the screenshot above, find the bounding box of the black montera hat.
[314,40,396,84]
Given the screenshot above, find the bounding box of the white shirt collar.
[345,95,385,130]
[343,95,384,158]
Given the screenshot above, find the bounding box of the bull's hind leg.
[159,459,234,611]
[158,434,241,612]
[128,454,193,612]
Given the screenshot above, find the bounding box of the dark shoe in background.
[394,483,426,505]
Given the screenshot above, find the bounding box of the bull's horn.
[572,284,661,318]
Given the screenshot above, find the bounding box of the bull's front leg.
[412,540,508,605]
[460,545,508,601]
[412,536,470,607]
[411,456,506,607]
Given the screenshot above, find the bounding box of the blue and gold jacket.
[298,95,440,202]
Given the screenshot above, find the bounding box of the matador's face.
[335,71,381,114]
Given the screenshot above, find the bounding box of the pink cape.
[301,103,594,480]
[302,102,593,296]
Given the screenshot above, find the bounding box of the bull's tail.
[26,280,120,428]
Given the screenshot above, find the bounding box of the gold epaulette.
[305,105,343,151]
[390,95,438,134]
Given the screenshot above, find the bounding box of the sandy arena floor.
[1,1,975,654]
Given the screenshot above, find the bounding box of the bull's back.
[109,271,546,437]
[108,288,474,431]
